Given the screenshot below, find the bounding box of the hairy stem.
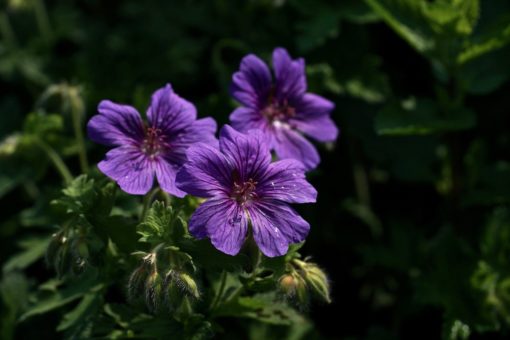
[140,188,160,221]
[36,139,73,184]
[0,12,18,48]
[209,271,228,311]
[33,0,52,42]
[68,88,89,173]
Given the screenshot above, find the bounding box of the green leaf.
[20,271,102,321]
[53,175,95,214]
[374,98,476,135]
[364,0,435,53]
[214,293,307,326]
[57,291,102,332]
[181,239,249,272]
[307,60,390,103]
[295,9,340,52]
[458,14,510,64]
[137,201,187,244]
[0,272,30,340]
[23,113,63,137]
[138,201,174,242]
[2,237,51,273]
[461,46,510,95]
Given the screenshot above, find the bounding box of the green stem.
[36,139,73,184]
[33,0,52,42]
[68,89,89,173]
[209,271,228,311]
[159,190,171,206]
[214,244,262,311]
[0,11,18,48]
[140,188,160,221]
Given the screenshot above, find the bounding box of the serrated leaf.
[137,201,188,244]
[23,113,63,137]
[214,293,306,326]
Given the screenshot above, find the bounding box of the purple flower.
[230,47,338,171]
[87,84,217,196]
[176,125,317,257]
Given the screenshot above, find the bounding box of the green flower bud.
[145,270,163,313]
[45,231,65,267]
[164,271,182,310]
[0,134,20,156]
[54,241,71,278]
[127,265,149,303]
[302,263,331,304]
[170,270,200,300]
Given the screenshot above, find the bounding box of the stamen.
[262,98,296,123]
[231,178,258,204]
[141,127,165,157]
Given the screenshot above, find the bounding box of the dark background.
[1,1,510,339]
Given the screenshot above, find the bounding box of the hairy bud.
[165,270,200,300]
[144,270,163,313]
[174,271,200,299]
[279,272,308,305]
[127,265,149,303]
[301,263,331,304]
[0,134,20,156]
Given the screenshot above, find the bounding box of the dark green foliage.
[0,0,509,339]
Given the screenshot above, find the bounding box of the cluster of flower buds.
[45,224,99,277]
[128,245,200,315]
[278,258,331,306]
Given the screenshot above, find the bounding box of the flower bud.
[278,272,308,306]
[0,134,20,156]
[302,264,331,304]
[46,231,65,267]
[144,270,163,312]
[127,265,149,303]
[169,270,200,300]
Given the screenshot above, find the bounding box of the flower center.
[141,127,165,157]
[262,99,295,123]
[231,178,258,205]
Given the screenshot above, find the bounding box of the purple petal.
[154,159,186,197]
[257,159,317,203]
[230,54,272,109]
[219,125,271,181]
[166,117,219,167]
[248,201,310,257]
[273,128,320,171]
[98,146,154,195]
[293,93,335,116]
[176,143,233,198]
[87,100,145,146]
[272,48,306,102]
[230,107,266,133]
[147,84,196,134]
[189,199,248,255]
[171,117,218,148]
[291,114,338,142]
